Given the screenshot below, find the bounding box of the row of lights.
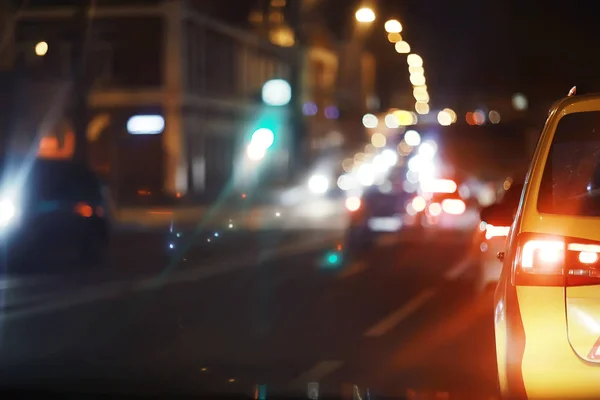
[354,8,435,118]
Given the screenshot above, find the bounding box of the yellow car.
[493,89,600,399]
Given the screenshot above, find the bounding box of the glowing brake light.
[441,198,465,215]
[514,234,600,286]
[74,202,94,218]
[345,196,361,212]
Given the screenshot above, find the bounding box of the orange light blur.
[38,131,75,159]
[242,193,247,199]
[336,243,343,251]
[137,189,151,196]
[345,196,361,212]
[74,202,93,218]
[465,112,475,126]
[441,199,466,215]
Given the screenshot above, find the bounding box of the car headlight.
[0,199,16,226]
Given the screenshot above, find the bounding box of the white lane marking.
[443,256,472,281]
[0,233,342,321]
[364,288,436,337]
[290,360,343,387]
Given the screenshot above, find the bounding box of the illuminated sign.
[127,115,165,135]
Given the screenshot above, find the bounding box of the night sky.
[319,0,600,113]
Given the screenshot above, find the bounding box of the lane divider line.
[443,256,472,281]
[290,360,343,387]
[363,288,436,338]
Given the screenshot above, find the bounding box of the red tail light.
[74,202,94,218]
[513,233,600,287]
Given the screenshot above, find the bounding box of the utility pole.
[71,0,93,164]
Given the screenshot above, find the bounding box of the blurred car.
[472,182,523,290]
[494,92,600,399]
[344,181,411,250]
[0,158,110,265]
[405,180,468,227]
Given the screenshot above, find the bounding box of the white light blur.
[407,54,423,67]
[345,196,362,212]
[337,174,354,191]
[437,110,452,126]
[403,181,417,193]
[395,41,410,53]
[429,202,442,216]
[512,93,528,111]
[127,115,165,135]
[246,143,266,161]
[372,154,389,172]
[384,19,402,33]
[251,128,275,149]
[408,155,426,172]
[35,41,48,56]
[261,79,291,106]
[406,170,419,184]
[412,196,426,212]
[410,74,426,86]
[384,114,400,128]
[379,180,393,193]
[308,174,330,194]
[357,164,375,186]
[0,199,16,226]
[418,141,437,160]
[355,7,376,23]
[381,148,398,167]
[362,113,379,128]
[404,130,421,146]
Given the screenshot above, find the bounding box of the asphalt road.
[0,224,499,399]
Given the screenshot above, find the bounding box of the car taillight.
[345,196,361,212]
[485,224,510,239]
[74,202,94,218]
[514,233,600,287]
[441,199,465,215]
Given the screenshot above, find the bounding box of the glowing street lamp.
[35,41,48,56]
[384,19,402,33]
[355,7,376,23]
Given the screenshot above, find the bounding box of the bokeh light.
[35,41,48,56]
[404,130,421,146]
[362,113,378,128]
[387,32,402,43]
[512,93,528,111]
[384,19,402,33]
[371,132,387,148]
[415,102,430,115]
[437,110,452,126]
[489,110,501,124]
[355,7,376,23]
[394,41,410,54]
[407,54,423,67]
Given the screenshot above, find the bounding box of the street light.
[35,41,48,56]
[407,53,423,67]
[355,7,376,23]
[384,19,402,33]
[395,41,410,54]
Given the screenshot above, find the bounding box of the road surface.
[0,224,499,399]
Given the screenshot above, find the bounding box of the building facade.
[3,0,294,203]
